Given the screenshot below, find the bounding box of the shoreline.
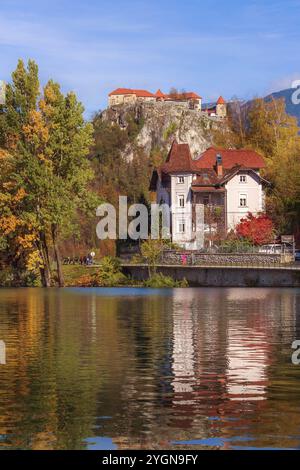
[122,264,300,288]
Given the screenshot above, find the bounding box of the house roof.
[155,89,165,98]
[166,91,202,100]
[194,147,266,170]
[191,186,225,193]
[109,88,155,97]
[182,92,201,99]
[160,144,266,174]
[217,96,226,104]
[151,141,269,191]
[160,141,193,173]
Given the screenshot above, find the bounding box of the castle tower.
[216,96,227,118]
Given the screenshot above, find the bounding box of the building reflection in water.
[0,287,299,450]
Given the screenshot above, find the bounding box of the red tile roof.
[166,91,202,100]
[217,96,226,104]
[195,147,266,170]
[109,88,155,97]
[152,142,268,191]
[183,92,201,99]
[160,141,193,173]
[155,89,165,98]
[160,144,265,175]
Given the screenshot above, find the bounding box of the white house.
[150,141,269,249]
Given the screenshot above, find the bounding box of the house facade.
[150,141,268,249]
[108,88,202,110]
[154,89,202,110]
[108,88,156,107]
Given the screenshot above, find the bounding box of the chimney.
[216,153,223,177]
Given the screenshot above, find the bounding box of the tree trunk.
[37,233,52,287]
[51,224,64,287]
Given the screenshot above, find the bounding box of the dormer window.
[177,176,184,184]
[240,175,247,183]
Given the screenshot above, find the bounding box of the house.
[108,88,156,107]
[108,87,202,110]
[150,141,269,249]
[203,96,227,118]
[154,89,202,110]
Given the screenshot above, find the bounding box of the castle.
[108,88,227,117]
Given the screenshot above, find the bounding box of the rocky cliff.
[100,102,222,161]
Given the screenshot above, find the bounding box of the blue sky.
[1,0,300,118]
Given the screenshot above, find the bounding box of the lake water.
[0,287,299,450]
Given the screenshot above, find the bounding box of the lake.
[0,287,299,450]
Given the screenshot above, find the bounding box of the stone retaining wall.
[161,250,289,266]
[122,265,300,287]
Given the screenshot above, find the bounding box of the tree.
[235,213,275,245]
[212,95,300,241]
[140,239,164,277]
[0,59,95,286]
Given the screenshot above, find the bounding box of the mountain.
[264,88,300,124]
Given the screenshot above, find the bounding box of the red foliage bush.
[235,213,275,245]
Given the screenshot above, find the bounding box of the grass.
[62,265,99,286]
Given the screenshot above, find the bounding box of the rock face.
[101,102,222,161]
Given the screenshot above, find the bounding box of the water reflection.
[0,287,299,450]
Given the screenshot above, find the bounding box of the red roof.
[155,89,165,98]
[192,186,225,193]
[217,96,226,104]
[109,88,155,98]
[152,142,268,191]
[160,141,193,173]
[183,92,201,99]
[194,147,266,170]
[166,91,201,100]
[160,144,265,175]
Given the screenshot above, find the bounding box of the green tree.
[0,59,95,286]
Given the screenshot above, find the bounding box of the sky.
[1,0,300,118]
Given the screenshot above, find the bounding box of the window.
[178,221,185,233]
[240,175,247,183]
[177,176,184,184]
[178,194,185,208]
[239,194,247,207]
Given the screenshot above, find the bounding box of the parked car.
[295,249,300,261]
[258,244,282,254]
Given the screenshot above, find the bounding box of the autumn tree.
[212,95,300,241]
[0,59,95,286]
[235,213,275,245]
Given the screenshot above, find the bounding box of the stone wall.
[122,265,300,287]
[161,250,286,266]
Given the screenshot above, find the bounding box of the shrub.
[94,256,127,286]
[144,272,188,288]
[235,213,275,245]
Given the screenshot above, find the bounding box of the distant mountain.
[264,88,300,125]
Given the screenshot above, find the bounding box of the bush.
[144,272,188,288]
[219,238,254,253]
[95,256,127,286]
[73,257,128,287]
[0,267,41,287]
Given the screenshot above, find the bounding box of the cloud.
[267,73,300,93]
